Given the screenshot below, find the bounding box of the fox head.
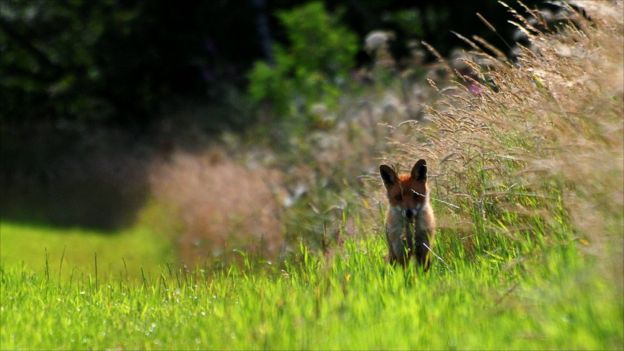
[379,159,429,219]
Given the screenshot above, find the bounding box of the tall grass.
[381,1,623,269]
[148,148,285,264]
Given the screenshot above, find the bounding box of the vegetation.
[248,2,358,124]
[1,234,621,349]
[0,202,176,279]
[1,1,623,350]
[0,0,544,129]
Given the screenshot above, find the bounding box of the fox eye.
[394,194,403,202]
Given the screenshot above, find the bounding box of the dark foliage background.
[0,0,545,129]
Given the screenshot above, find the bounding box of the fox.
[379,159,436,270]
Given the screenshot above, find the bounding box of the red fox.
[380,159,436,270]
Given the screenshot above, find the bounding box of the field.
[2,1,623,350]
[1,225,621,349]
[0,220,174,280]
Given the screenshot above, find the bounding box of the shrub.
[247,2,358,130]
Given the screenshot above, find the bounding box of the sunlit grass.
[1,234,621,349]
[0,220,174,280]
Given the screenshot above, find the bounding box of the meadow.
[0,220,174,281]
[1,225,621,349]
[1,1,623,350]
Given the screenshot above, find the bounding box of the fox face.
[380,159,435,269]
[379,159,428,219]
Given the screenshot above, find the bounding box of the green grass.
[1,226,621,349]
[0,220,175,280]
[1,190,621,349]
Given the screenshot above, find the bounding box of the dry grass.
[382,1,623,259]
[149,148,285,265]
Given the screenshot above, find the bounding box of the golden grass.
[149,148,285,264]
[383,1,622,260]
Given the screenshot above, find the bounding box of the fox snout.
[404,207,418,219]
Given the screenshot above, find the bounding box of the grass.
[1,2,623,350]
[1,190,621,349]
[1,231,621,349]
[0,218,175,280]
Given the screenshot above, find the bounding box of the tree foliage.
[248,2,358,121]
[0,0,545,130]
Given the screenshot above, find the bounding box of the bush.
[247,2,358,130]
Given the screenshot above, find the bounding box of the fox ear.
[411,159,427,181]
[379,165,398,189]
